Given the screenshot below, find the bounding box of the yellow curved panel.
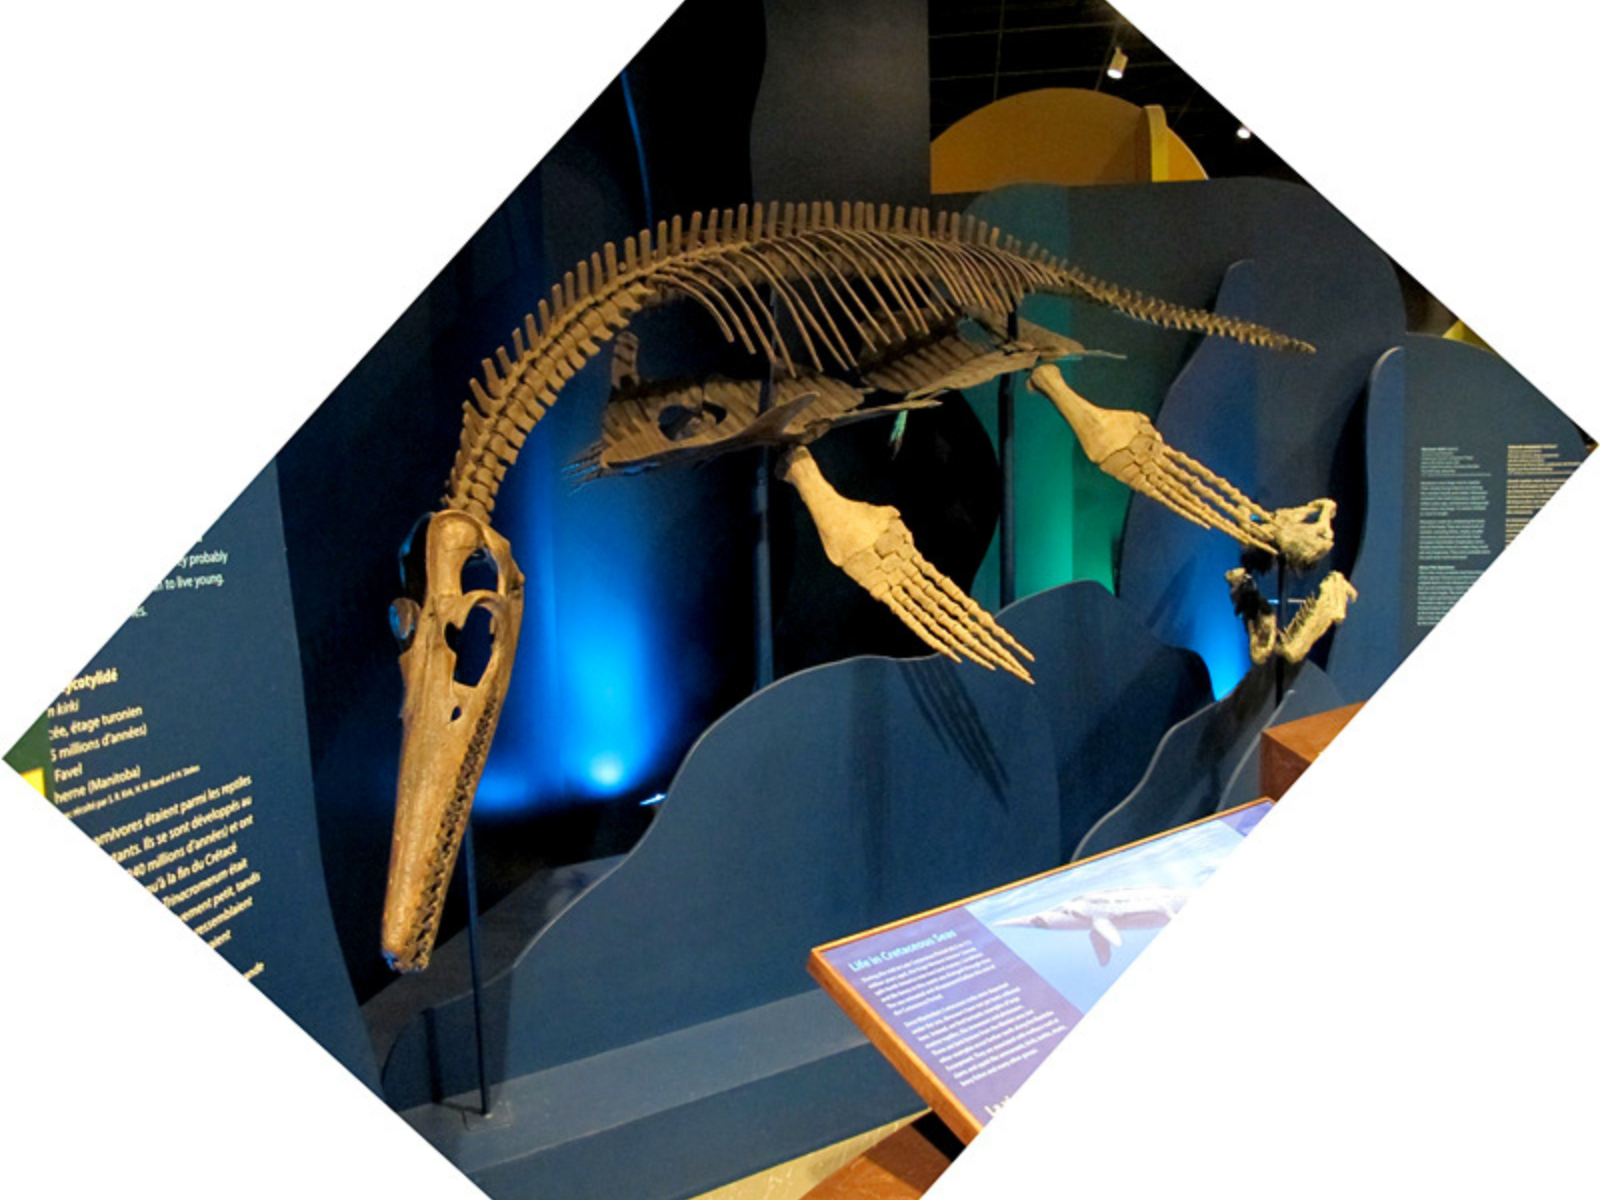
[1139,104,1207,183]
[931,88,1207,194]
[1444,320,1495,354]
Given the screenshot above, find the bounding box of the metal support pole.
[754,440,774,691]
[997,311,1020,608]
[462,820,491,1117]
[1274,560,1287,707]
[753,295,779,691]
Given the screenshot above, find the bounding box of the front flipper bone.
[778,446,1035,683]
[1029,365,1281,556]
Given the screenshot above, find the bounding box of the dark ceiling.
[930,0,1303,182]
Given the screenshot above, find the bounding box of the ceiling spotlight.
[1107,47,1128,80]
[1236,125,1253,140]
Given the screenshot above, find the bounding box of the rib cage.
[445,200,1316,518]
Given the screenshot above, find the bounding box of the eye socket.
[460,547,500,595]
[390,597,420,649]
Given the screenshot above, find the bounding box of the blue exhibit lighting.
[471,762,535,818]
[588,752,626,789]
[468,480,677,811]
[555,589,664,798]
[468,570,668,811]
[1190,616,1252,700]
[640,792,667,807]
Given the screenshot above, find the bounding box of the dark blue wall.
[1327,336,1587,699]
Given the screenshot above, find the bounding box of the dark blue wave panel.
[1000,581,1212,858]
[1075,660,1344,860]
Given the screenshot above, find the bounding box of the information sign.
[810,801,1272,1140]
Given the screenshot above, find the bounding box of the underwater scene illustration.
[969,801,1271,1009]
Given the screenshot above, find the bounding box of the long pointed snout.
[380,510,523,973]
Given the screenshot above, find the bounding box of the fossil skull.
[382,508,524,973]
[1264,498,1337,571]
[1227,567,1358,664]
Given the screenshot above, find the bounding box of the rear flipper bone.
[777,446,1035,682]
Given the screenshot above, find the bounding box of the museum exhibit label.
[810,800,1273,1141]
[15,465,378,1088]
[1327,338,1587,699]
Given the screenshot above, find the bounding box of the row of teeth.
[398,699,497,970]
